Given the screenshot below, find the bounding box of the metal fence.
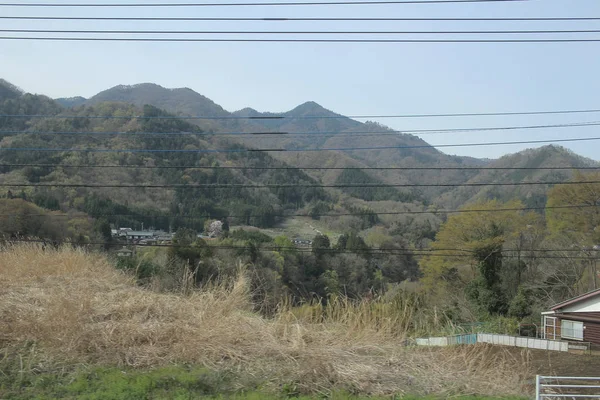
[536,375,600,399]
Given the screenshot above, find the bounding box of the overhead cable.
[2,16,597,22]
[3,120,600,136]
[5,108,600,120]
[6,36,600,43]
[2,180,600,188]
[2,136,600,153]
[1,163,598,171]
[0,0,521,7]
[8,28,600,35]
[3,239,597,260]
[2,204,597,219]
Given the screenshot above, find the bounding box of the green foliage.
[335,169,416,202]
[507,287,532,319]
[31,192,60,211]
[311,234,331,257]
[0,358,526,399]
[169,229,213,282]
[0,365,245,400]
[308,200,332,220]
[0,198,94,243]
[115,256,161,281]
[230,229,273,244]
[344,204,380,229]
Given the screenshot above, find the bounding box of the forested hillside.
[59,81,590,208]
[2,77,599,315]
[0,86,332,236]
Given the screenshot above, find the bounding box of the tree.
[312,234,331,256]
[420,199,539,316]
[547,171,600,244]
[546,172,600,291]
[169,228,213,283]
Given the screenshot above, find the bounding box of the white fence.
[536,375,600,399]
[415,333,569,352]
[478,334,569,352]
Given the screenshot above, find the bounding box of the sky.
[2,0,600,160]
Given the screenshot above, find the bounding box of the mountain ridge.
[26,79,599,208]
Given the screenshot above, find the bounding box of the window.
[561,319,584,341]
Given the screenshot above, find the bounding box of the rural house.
[542,288,600,345]
[116,247,134,258]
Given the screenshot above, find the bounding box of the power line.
[2,136,600,153]
[1,163,598,171]
[6,121,600,137]
[2,16,597,22]
[3,239,597,260]
[2,180,600,189]
[10,28,600,35]
[5,120,600,136]
[0,0,521,7]
[4,107,600,120]
[1,204,596,219]
[5,36,600,43]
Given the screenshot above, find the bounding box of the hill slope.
[44,80,599,210]
[435,145,599,208]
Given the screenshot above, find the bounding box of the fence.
[415,333,569,352]
[536,375,600,399]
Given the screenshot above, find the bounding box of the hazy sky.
[2,0,600,160]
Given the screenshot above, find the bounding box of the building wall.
[553,313,600,345]
[561,296,600,313]
[584,322,600,344]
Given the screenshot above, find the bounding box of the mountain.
[435,145,599,208]
[55,96,87,108]
[0,79,23,101]
[40,80,597,211]
[84,83,249,131]
[233,101,363,133]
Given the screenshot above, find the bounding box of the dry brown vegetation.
[0,244,532,396]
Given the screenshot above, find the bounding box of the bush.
[115,257,160,281]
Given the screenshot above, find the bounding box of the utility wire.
[5,108,600,120]
[2,180,600,188]
[1,204,596,219]
[9,29,600,35]
[3,239,597,260]
[5,120,600,136]
[2,16,596,22]
[0,0,522,7]
[6,36,600,43]
[2,136,600,153]
[1,163,598,171]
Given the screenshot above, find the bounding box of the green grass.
[0,365,527,400]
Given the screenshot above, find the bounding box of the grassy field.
[0,364,528,399]
[0,245,532,399]
[237,216,342,241]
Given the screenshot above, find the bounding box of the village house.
[116,247,134,258]
[293,238,313,248]
[125,231,155,240]
[542,288,600,346]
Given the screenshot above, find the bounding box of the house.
[125,231,155,240]
[542,288,600,345]
[116,247,134,258]
[293,238,313,248]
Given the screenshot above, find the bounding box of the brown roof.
[551,288,600,311]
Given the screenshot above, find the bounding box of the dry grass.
[0,244,531,396]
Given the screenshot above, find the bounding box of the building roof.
[125,231,155,236]
[551,288,600,311]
